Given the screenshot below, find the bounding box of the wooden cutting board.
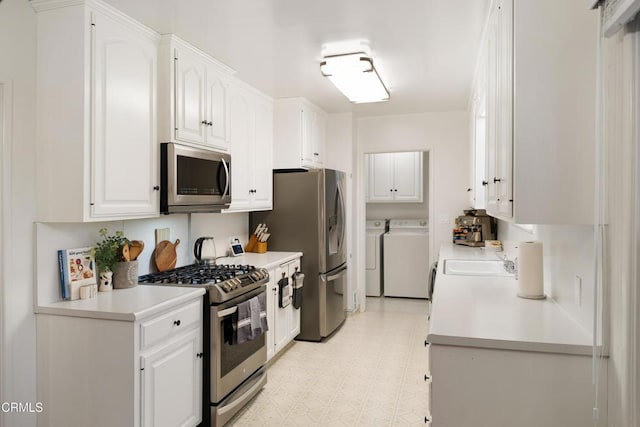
[154,239,180,272]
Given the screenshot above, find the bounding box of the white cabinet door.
[393,152,422,202]
[367,152,422,202]
[91,9,159,218]
[175,48,207,145]
[273,98,326,170]
[251,99,273,210]
[228,87,253,211]
[141,328,202,427]
[287,258,301,341]
[205,66,228,150]
[367,153,395,202]
[227,83,273,212]
[274,266,290,353]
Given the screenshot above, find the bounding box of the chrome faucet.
[496,253,517,276]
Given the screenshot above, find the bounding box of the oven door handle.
[217,306,237,318]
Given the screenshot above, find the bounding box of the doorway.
[362,150,432,305]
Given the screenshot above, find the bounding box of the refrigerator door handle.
[336,181,346,253]
[321,265,348,282]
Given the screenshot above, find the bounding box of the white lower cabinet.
[428,343,606,427]
[266,257,301,361]
[36,294,203,427]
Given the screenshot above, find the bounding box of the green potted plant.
[92,228,140,290]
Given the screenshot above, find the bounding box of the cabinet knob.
[482,180,488,186]
[425,416,431,424]
[173,320,181,326]
[467,188,472,192]
[394,189,398,192]
[201,120,207,125]
[313,152,319,156]
[390,189,393,192]
[197,352,204,358]
[424,340,430,347]
[424,374,431,381]
[493,177,501,183]
[153,186,160,191]
[208,121,213,126]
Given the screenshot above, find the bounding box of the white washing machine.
[383,219,429,298]
[365,220,386,296]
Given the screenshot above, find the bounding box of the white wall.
[498,222,595,335]
[366,151,430,220]
[0,1,37,426]
[357,111,470,266]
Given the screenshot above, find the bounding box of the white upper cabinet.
[472,0,597,224]
[33,0,160,222]
[159,35,233,152]
[226,81,273,212]
[274,98,327,170]
[366,152,423,203]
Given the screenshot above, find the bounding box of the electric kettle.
[194,237,216,264]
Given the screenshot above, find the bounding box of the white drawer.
[140,299,201,350]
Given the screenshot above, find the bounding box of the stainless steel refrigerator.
[250,168,347,341]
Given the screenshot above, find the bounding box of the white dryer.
[383,219,429,298]
[365,220,386,296]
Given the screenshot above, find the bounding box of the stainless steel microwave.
[160,142,231,213]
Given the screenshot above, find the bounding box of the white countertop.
[217,251,303,270]
[35,286,205,322]
[427,244,593,355]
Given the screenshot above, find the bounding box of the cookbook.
[57,247,97,300]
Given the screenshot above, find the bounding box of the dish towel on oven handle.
[235,293,269,344]
[292,271,304,309]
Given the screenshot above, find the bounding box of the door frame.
[358,148,434,311]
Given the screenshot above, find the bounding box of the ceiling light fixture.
[320,52,390,104]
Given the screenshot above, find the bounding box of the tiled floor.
[227,297,430,426]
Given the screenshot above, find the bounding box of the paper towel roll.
[516,241,545,299]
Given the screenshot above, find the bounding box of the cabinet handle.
[201,120,208,125]
[313,152,319,156]
[424,340,430,347]
[208,121,213,126]
[482,180,488,186]
[153,186,160,191]
[493,177,501,183]
[173,320,181,326]
[197,352,204,358]
[424,374,431,381]
[467,188,472,192]
[425,416,431,424]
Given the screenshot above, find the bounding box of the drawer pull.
[173,320,181,326]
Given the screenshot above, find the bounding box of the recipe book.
[57,247,97,300]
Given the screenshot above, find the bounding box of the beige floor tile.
[227,297,429,426]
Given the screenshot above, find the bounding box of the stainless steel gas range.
[139,263,269,426]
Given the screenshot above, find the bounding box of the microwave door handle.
[221,158,230,198]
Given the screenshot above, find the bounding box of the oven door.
[210,286,267,403]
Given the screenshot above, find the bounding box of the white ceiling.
[105,0,490,116]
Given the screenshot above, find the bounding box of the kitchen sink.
[442,259,512,277]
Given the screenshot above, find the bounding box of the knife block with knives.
[246,224,270,253]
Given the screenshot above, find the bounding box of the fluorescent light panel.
[320,53,390,104]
